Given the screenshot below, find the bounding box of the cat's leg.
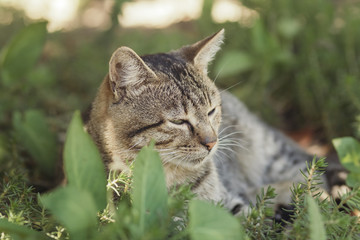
[190,160,249,215]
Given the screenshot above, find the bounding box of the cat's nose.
[201,138,217,151]
[205,141,217,151]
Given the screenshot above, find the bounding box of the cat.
[86,29,317,214]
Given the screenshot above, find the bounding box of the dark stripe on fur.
[191,167,211,190]
[128,120,164,138]
[186,71,206,105]
[142,53,207,107]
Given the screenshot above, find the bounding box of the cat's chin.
[175,155,212,169]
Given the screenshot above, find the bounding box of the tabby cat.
[86,29,314,214]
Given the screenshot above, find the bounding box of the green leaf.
[215,51,253,78]
[189,199,245,240]
[0,218,47,240]
[333,137,360,174]
[1,22,47,85]
[12,110,57,178]
[252,19,267,54]
[132,142,168,234]
[346,172,360,187]
[40,186,98,239]
[64,111,107,211]
[306,195,327,240]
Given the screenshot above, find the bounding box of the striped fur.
[86,29,314,214]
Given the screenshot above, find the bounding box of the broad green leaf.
[12,110,57,178]
[40,186,97,239]
[132,143,168,234]
[346,172,360,188]
[0,218,47,240]
[189,199,245,240]
[333,137,360,174]
[306,195,326,240]
[214,51,253,78]
[1,22,47,85]
[64,111,107,211]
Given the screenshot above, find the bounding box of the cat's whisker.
[173,154,189,173]
[129,139,144,150]
[214,151,224,165]
[161,150,183,159]
[215,148,233,160]
[218,136,249,151]
[219,81,243,94]
[218,125,243,135]
[162,155,181,165]
[219,126,244,133]
[219,138,247,145]
[162,153,186,165]
[217,146,238,156]
[213,64,225,84]
[156,147,178,152]
[219,142,248,150]
[219,131,244,140]
[157,150,177,154]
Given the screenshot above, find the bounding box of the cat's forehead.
[141,53,191,79]
[141,52,218,105]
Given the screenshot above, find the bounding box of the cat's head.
[89,29,225,170]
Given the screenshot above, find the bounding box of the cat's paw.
[225,195,249,216]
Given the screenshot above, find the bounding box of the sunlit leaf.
[132,142,168,234]
[64,111,107,211]
[346,172,360,188]
[12,110,57,179]
[189,199,245,240]
[1,22,47,85]
[333,137,360,175]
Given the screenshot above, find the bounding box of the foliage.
[0,21,47,85]
[333,137,360,187]
[213,0,360,139]
[12,110,57,180]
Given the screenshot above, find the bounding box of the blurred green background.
[0,0,360,183]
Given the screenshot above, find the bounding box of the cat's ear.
[108,47,157,101]
[179,29,224,75]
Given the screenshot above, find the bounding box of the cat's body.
[86,29,313,214]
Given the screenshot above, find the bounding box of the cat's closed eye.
[170,119,188,125]
[208,108,216,116]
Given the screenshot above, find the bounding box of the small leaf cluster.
[333,137,360,187]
